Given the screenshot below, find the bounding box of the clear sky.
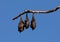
[0,0,60,42]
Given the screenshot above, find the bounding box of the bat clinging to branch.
[12,6,60,32]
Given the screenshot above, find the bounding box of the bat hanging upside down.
[12,6,60,32]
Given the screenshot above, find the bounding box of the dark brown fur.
[18,21,24,32]
[24,14,30,29]
[30,14,36,30]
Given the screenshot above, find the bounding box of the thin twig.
[12,6,60,20]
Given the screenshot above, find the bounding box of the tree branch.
[12,6,60,20]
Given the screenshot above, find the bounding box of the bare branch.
[12,6,60,20]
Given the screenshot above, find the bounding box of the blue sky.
[0,0,60,42]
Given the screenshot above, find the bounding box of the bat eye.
[24,14,30,29]
[30,14,36,30]
[18,16,24,32]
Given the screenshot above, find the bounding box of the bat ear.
[24,14,30,29]
[30,14,36,30]
[18,16,24,32]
